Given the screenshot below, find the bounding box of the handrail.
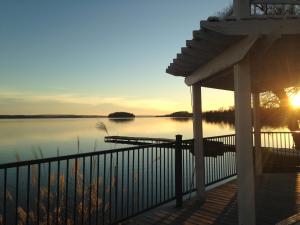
[0,141,174,169]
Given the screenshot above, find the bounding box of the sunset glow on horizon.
[0,0,232,115]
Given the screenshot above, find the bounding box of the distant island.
[159,111,193,118]
[0,115,105,119]
[108,112,135,118]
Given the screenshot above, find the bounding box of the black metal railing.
[203,134,236,186]
[0,134,237,225]
[260,131,300,172]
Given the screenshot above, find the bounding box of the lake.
[0,117,290,224]
[0,117,288,164]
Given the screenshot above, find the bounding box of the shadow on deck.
[124,173,300,225]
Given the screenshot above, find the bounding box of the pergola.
[166,1,300,225]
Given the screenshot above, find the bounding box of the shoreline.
[0,115,171,119]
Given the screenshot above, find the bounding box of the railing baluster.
[151,147,153,206]
[163,147,166,201]
[167,147,170,200]
[121,151,124,219]
[126,151,129,217]
[137,148,140,212]
[147,148,149,209]
[175,135,183,207]
[109,153,113,224]
[15,166,19,225]
[3,168,7,225]
[115,152,119,221]
[56,160,60,225]
[65,159,69,225]
[96,155,100,225]
[132,150,135,215]
[142,148,145,210]
[48,162,51,225]
[102,155,106,225]
[155,147,158,205]
[26,165,30,225]
[81,157,85,225]
[159,146,162,203]
[89,156,92,225]
[73,158,78,225]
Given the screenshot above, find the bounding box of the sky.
[0,0,234,115]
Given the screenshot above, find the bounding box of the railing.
[0,135,237,225]
[0,142,176,225]
[5,131,300,225]
[203,135,236,186]
[204,132,300,173]
[260,131,300,172]
[250,0,300,16]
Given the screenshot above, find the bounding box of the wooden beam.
[193,30,235,47]
[181,47,216,59]
[177,53,204,65]
[172,59,199,70]
[250,34,281,62]
[201,69,234,91]
[166,67,189,76]
[234,55,256,225]
[192,82,206,200]
[186,40,223,55]
[234,0,251,18]
[201,18,300,36]
[185,35,258,86]
[171,61,198,71]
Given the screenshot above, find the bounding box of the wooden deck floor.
[124,173,300,225]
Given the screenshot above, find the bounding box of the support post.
[253,92,263,175]
[175,134,183,207]
[234,55,256,225]
[234,0,251,19]
[192,82,206,200]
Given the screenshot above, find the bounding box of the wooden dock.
[124,173,300,225]
[104,136,173,145]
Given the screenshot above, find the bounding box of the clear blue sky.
[0,0,233,115]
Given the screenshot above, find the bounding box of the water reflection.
[170,117,191,122]
[108,118,135,123]
[203,120,235,129]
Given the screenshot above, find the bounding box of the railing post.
[175,134,183,208]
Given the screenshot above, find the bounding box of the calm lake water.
[0,117,288,164]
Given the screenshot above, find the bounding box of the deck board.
[124,173,300,225]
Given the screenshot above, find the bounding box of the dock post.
[175,134,183,207]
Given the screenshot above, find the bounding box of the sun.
[291,92,300,108]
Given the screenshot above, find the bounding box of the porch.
[125,173,300,225]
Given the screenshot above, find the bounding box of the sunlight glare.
[291,92,300,108]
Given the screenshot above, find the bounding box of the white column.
[192,82,206,200]
[234,55,256,225]
[253,92,263,175]
[234,0,251,19]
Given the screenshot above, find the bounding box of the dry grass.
[0,160,116,225]
[0,157,145,225]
